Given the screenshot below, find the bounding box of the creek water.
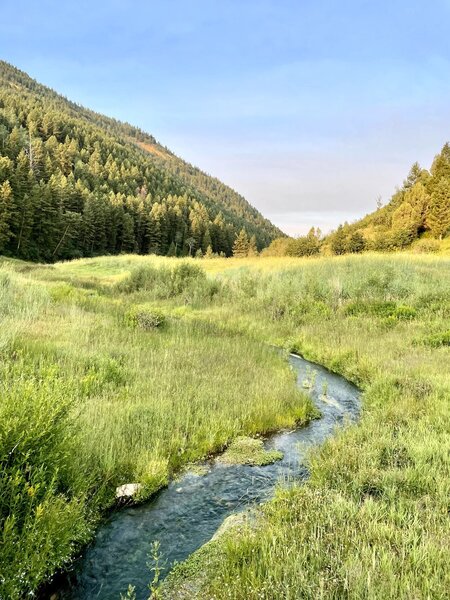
[58,354,360,600]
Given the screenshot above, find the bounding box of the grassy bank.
[0,259,313,599]
[159,253,450,599]
[1,252,449,599]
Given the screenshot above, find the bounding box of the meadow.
[0,252,449,599]
[0,255,312,599]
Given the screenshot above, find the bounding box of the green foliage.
[232,228,250,257]
[412,237,440,253]
[347,230,365,253]
[323,149,449,255]
[426,177,450,239]
[217,436,283,466]
[125,306,166,330]
[0,60,280,262]
[286,228,321,257]
[1,258,316,598]
[422,330,450,348]
[160,253,450,600]
[330,224,348,255]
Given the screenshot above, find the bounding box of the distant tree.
[261,237,290,256]
[121,213,136,253]
[0,180,13,251]
[204,244,214,259]
[233,228,250,257]
[166,241,177,256]
[247,235,258,256]
[185,236,196,257]
[430,143,450,183]
[347,231,365,253]
[202,229,212,253]
[287,228,320,257]
[331,225,348,255]
[403,162,424,189]
[195,248,203,258]
[426,178,450,239]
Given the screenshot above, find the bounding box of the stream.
[56,353,360,600]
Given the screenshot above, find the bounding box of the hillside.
[0,60,282,261]
[325,144,450,254]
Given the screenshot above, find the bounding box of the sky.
[1,1,450,235]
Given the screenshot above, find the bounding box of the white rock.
[115,483,142,499]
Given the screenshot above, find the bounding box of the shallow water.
[58,354,360,600]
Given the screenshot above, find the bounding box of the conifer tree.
[247,234,258,256]
[426,178,450,239]
[0,180,13,251]
[347,231,365,253]
[331,225,347,255]
[233,228,250,257]
[167,241,176,256]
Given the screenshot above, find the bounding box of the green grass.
[1,252,449,599]
[0,258,312,599]
[159,253,450,599]
[217,437,283,466]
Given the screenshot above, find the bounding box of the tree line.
[0,61,281,261]
[264,143,450,257]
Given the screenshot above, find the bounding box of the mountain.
[0,60,282,261]
[324,144,450,254]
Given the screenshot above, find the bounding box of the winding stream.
[58,354,360,600]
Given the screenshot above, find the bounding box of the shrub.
[118,265,172,295]
[117,262,216,303]
[412,238,440,253]
[422,330,450,348]
[170,263,206,295]
[394,305,417,320]
[125,307,166,330]
[344,300,397,318]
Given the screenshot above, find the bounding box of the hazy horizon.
[2,0,449,235]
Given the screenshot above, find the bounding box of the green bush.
[422,330,450,347]
[344,300,397,318]
[118,263,219,304]
[125,306,166,330]
[412,238,440,253]
[394,304,417,319]
[118,265,172,295]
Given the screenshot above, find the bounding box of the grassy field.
[159,252,450,599]
[1,252,449,599]
[0,257,313,599]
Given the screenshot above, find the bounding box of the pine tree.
[121,213,136,253]
[0,181,13,251]
[202,228,212,253]
[331,225,348,255]
[167,241,177,256]
[247,235,258,256]
[347,231,365,253]
[403,162,424,189]
[233,228,250,257]
[426,178,450,239]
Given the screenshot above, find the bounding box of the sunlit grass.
[1,252,449,598]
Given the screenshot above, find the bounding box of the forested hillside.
[325,145,450,254]
[263,143,450,258]
[0,61,281,261]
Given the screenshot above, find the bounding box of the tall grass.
[2,253,449,598]
[160,254,450,599]
[0,262,312,599]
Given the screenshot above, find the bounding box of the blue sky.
[1,1,450,234]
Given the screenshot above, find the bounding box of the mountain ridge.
[0,60,282,261]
